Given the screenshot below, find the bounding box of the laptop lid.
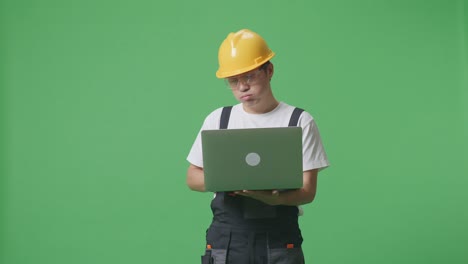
[201,127,303,192]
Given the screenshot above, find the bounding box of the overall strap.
[220,106,233,129]
[288,107,304,127]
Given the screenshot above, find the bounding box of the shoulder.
[201,107,223,129]
[299,110,314,124]
[206,107,224,119]
[201,105,240,129]
[280,102,315,124]
[208,104,242,119]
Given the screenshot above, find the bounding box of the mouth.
[240,94,253,101]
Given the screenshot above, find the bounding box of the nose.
[238,82,250,92]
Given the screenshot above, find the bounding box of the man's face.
[225,63,273,106]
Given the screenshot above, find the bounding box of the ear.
[267,63,274,80]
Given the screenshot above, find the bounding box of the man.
[187,29,329,264]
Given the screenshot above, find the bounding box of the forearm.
[238,169,318,206]
[186,164,206,192]
[279,169,318,206]
[278,187,316,206]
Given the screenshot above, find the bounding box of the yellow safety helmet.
[216,29,275,78]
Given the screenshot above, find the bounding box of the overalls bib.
[201,107,306,264]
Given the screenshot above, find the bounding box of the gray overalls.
[201,106,306,264]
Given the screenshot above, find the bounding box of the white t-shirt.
[187,102,330,171]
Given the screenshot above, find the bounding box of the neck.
[243,98,279,114]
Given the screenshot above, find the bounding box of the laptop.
[201,127,303,192]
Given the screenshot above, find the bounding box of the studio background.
[1,0,467,263]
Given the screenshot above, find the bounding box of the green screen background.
[1,0,467,263]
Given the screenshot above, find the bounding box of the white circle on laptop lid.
[245,152,261,166]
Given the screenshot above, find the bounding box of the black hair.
[260,61,271,71]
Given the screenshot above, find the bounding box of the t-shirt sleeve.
[186,108,223,168]
[300,113,330,171]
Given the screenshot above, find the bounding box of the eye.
[244,73,255,82]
